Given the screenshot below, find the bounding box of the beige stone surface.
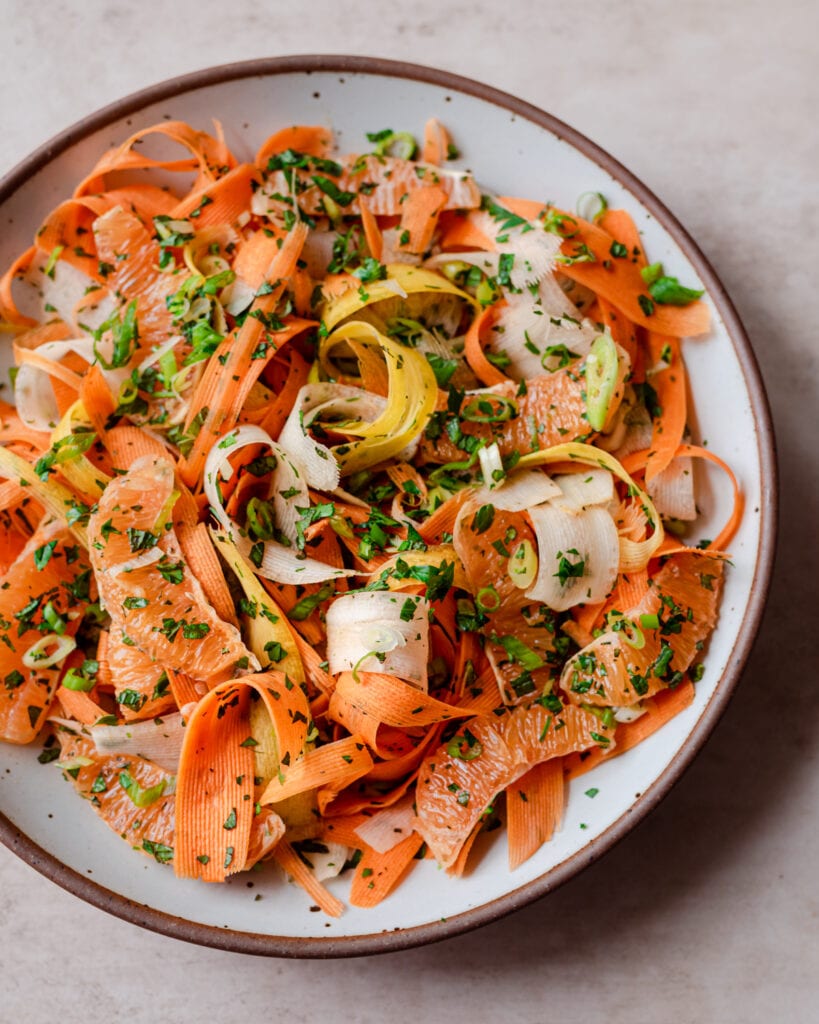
[0,1,816,1021]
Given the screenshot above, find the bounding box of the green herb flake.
[471,504,495,535]
[117,689,147,711]
[289,581,335,621]
[637,294,655,317]
[33,540,58,571]
[553,549,586,586]
[93,300,140,370]
[263,640,287,664]
[156,558,185,584]
[181,622,210,639]
[142,839,174,863]
[649,276,704,306]
[90,772,107,793]
[399,598,418,622]
[126,528,159,554]
[353,258,387,283]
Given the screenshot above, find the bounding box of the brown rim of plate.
[0,55,777,959]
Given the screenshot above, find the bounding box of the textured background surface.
[0,1,816,1021]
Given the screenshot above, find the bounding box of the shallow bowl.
[0,55,776,957]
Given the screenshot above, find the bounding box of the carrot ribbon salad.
[0,118,740,913]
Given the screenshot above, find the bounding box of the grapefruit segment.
[0,522,91,744]
[415,702,610,868]
[102,629,176,722]
[454,503,558,704]
[419,368,590,466]
[88,456,256,686]
[560,552,724,706]
[57,732,175,858]
[57,732,284,870]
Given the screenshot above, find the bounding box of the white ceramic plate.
[0,57,776,956]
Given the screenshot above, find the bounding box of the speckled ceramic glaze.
[0,56,776,957]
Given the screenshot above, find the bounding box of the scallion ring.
[372,131,417,160]
[440,260,473,284]
[461,395,517,424]
[476,585,500,613]
[245,497,277,541]
[507,539,538,590]
[22,633,76,669]
[61,667,96,692]
[446,733,484,761]
[607,612,645,650]
[576,191,609,223]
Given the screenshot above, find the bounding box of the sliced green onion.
[322,194,342,225]
[541,343,579,373]
[56,755,95,772]
[61,668,95,692]
[329,515,355,540]
[51,431,97,467]
[476,585,500,613]
[575,192,608,223]
[43,245,64,279]
[22,633,76,669]
[158,348,178,391]
[507,539,538,590]
[607,612,645,649]
[640,262,664,286]
[475,277,500,306]
[639,613,660,631]
[386,132,417,160]
[446,733,484,761]
[555,243,596,266]
[119,771,168,808]
[461,394,517,424]
[246,497,277,541]
[439,260,473,283]
[477,442,503,490]
[42,602,67,635]
[371,131,417,160]
[543,209,579,237]
[583,704,616,729]
[584,334,619,431]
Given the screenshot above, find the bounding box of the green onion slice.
[461,395,517,424]
[584,334,619,432]
[507,539,538,590]
[446,733,484,761]
[476,585,500,613]
[607,612,645,650]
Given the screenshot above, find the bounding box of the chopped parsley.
[126,528,159,553]
[553,549,586,586]
[471,504,495,534]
